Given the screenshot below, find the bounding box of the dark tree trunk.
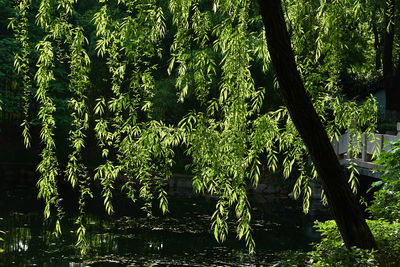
[388,56,400,113]
[383,0,398,112]
[372,9,382,71]
[256,0,377,250]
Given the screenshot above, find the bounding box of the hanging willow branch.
[10,0,33,148]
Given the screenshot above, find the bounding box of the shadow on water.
[0,176,330,267]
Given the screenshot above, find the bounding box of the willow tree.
[257,0,376,250]
[8,0,379,253]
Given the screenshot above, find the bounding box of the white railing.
[332,122,400,164]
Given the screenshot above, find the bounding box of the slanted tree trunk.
[256,0,377,250]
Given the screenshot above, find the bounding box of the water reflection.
[0,186,330,266]
[4,213,32,253]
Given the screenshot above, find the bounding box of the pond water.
[0,181,330,266]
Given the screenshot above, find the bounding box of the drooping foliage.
[6,0,381,253]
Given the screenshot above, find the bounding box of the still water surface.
[0,184,330,266]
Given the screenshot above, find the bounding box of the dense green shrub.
[368,220,400,266]
[368,139,400,221]
[309,220,400,266]
[309,220,376,266]
[368,190,400,221]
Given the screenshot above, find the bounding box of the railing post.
[361,134,367,161]
[345,131,351,159]
[397,122,400,136]
[336,136,339,156]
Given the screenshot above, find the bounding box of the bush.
[368,219,400,266]
[309,220,400,266]
[368,190,400,221]
[368,139,400,221]
[309,220,376,266]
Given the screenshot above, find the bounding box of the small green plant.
[368,139,400,221]
[309,220,400,266]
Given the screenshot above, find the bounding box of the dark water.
[0,182,330,266]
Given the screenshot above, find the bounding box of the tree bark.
[383,0,399,112]
[256,0,377,250]
[388,55,400,114]
[372,7,382,71]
